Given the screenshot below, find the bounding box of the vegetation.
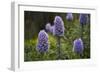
[24,11,90,61]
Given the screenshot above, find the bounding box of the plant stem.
[57,36,61,59]
[80,24,84,58]
[81,24,83,40]
[39,52,44,60]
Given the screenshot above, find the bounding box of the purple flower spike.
[49,25,54,34]
[73,38,84,54]
[45,23,54,34]
[66,13,73,21]
[45,23,51,32]
[37,30,49,53]
[79,14,88,25]
[53,16,65,36]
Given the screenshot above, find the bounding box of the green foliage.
[24,12,90,61]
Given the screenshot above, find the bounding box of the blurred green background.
[24,11,90,61]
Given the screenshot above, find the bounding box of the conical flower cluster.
[37,30,49,53]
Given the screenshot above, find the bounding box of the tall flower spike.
[79,14,88,25]
[45,23,54,34]
[53,16,65,36]
[49,25,54,34]
[45,23,51,32]
[73,38,84,54]
[66,13,73,21]
[37,30,49,53]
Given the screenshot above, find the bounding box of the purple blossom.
[79,14,88,25]
[37,30,49,53]
[45,23,54,34]
[49,25,54,34]
[45,23,51,32]
[66,13,73,21]
[73,38,84,54]
[53,16,65,36]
